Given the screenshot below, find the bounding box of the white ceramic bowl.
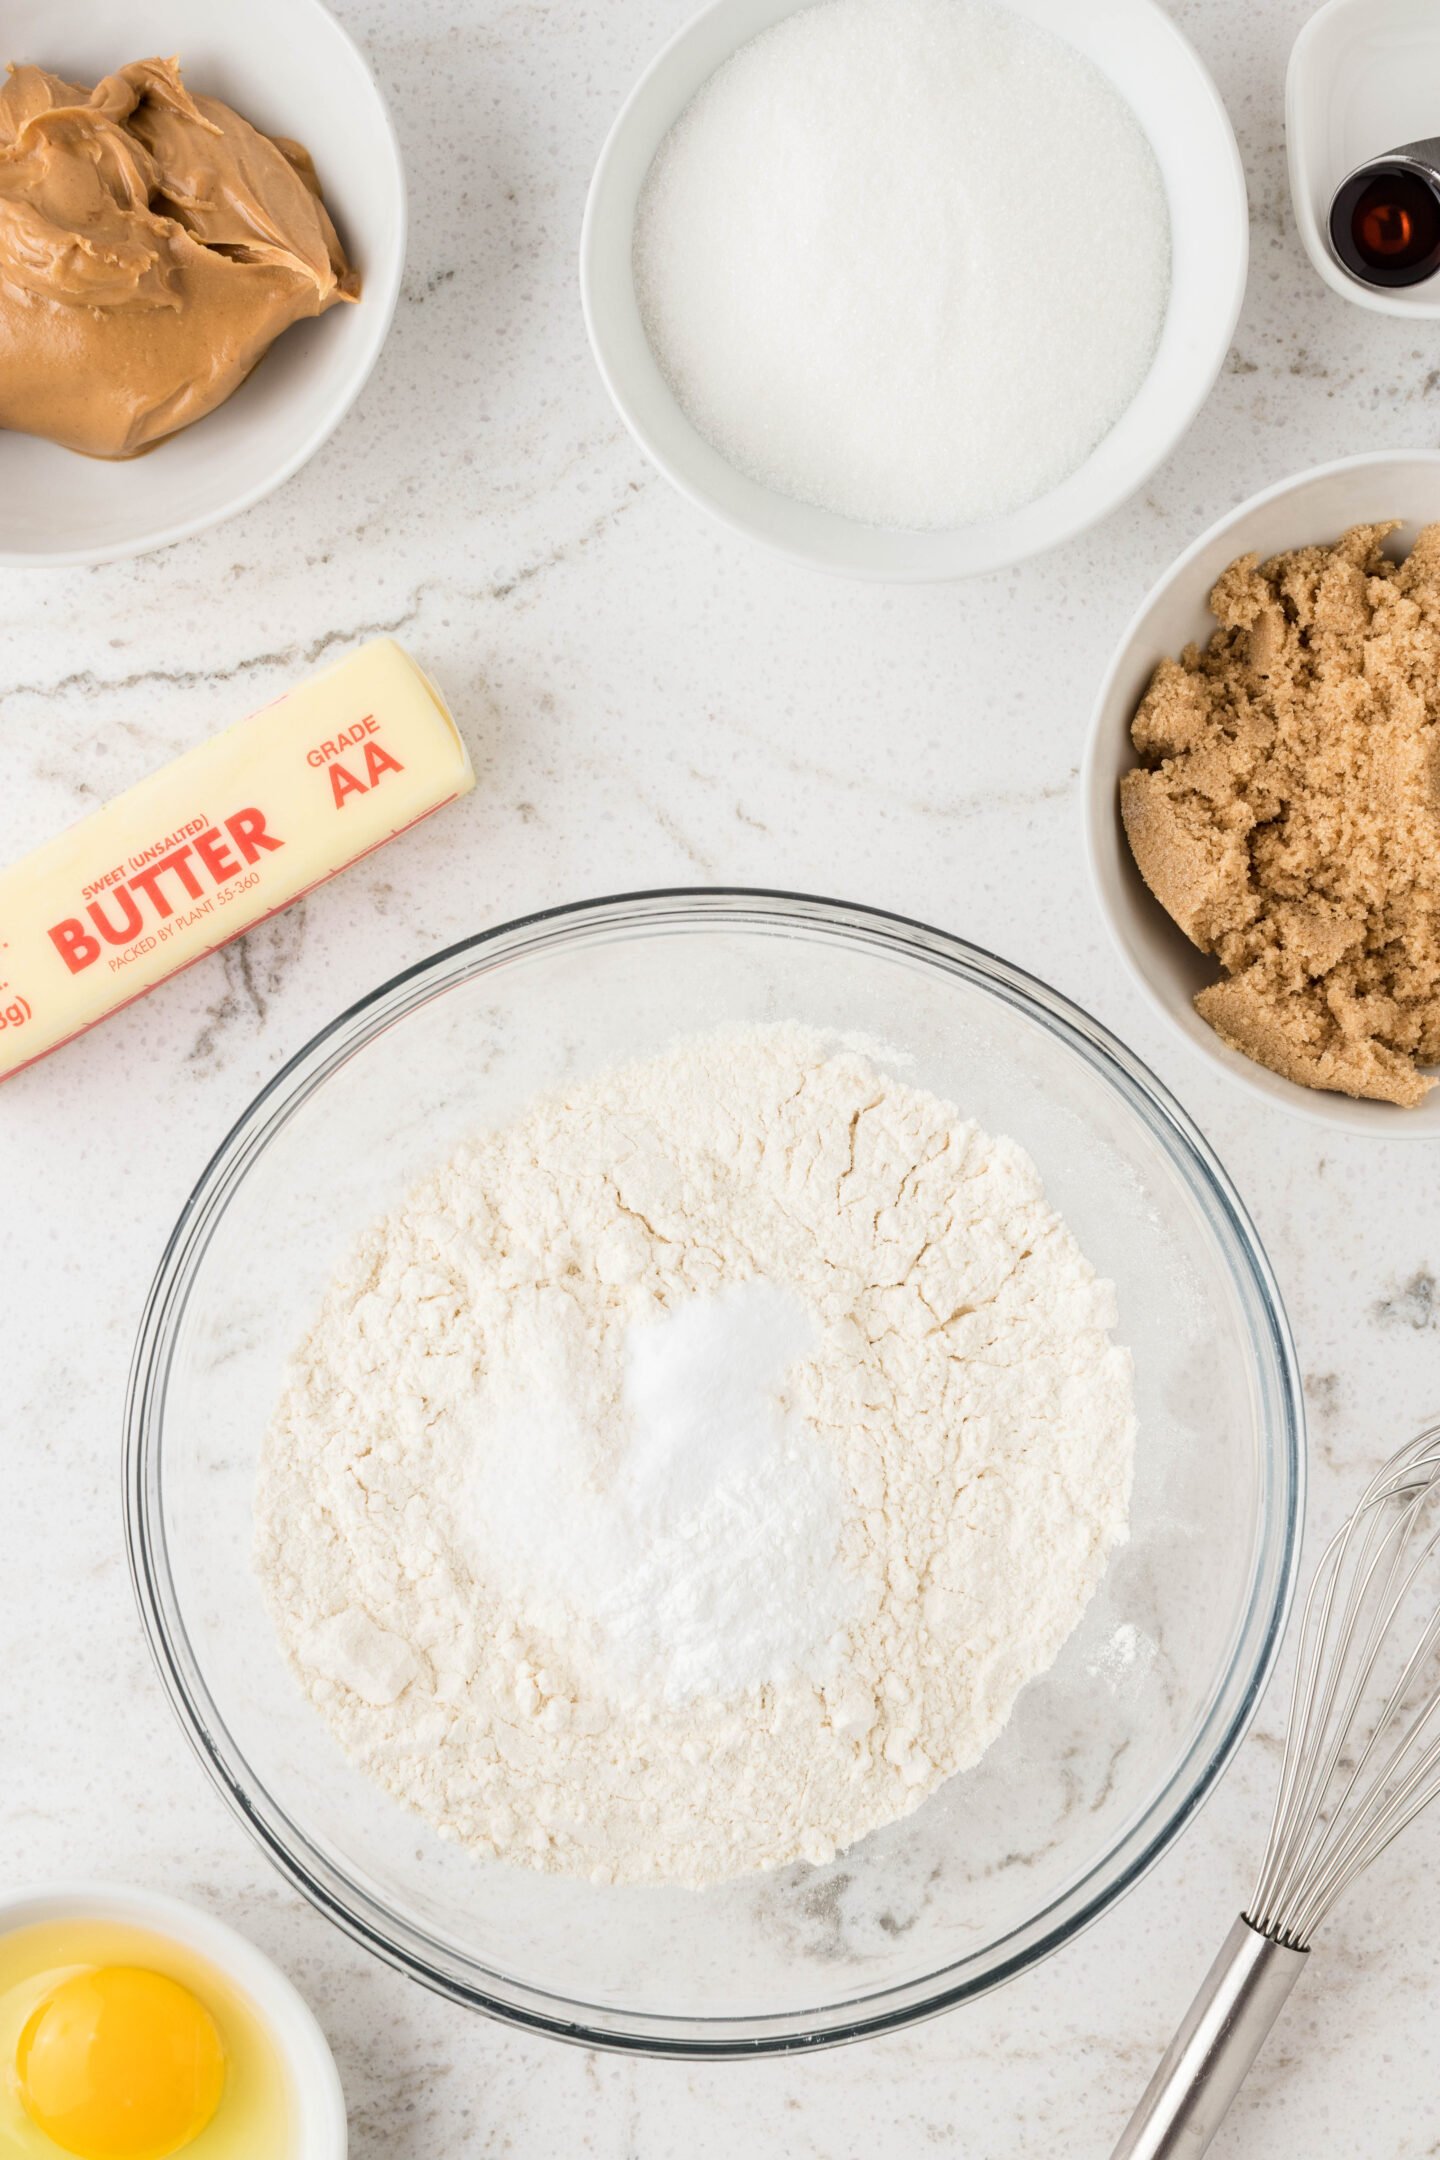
[1084,449,1440,1137]
[0,0,405,569]
[581,0,1248,582]
[1287,0,1440,318]
[0,1883,346,2155]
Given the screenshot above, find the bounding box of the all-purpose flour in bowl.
[254,1025,1136,1888]
[632,0,1171,531]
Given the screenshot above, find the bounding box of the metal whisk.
[1112,1423,1440,2159]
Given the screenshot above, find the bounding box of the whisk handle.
[1109,1915,1308,2159]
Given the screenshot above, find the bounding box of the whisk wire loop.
[1262,1496,1429,1932]
[1288,1636,1440,1939]
[1248,1425,1440,1949]
[1248,1487,1393,1938]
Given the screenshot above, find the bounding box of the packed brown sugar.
[1121,522,1440,1108]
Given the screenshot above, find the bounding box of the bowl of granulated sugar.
[582,0,1247,580]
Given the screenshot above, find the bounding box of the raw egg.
[17,1966,225,2159]
[0,1921,292,2160]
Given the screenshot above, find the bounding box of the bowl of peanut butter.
[0,0,405,566]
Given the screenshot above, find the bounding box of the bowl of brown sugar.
[1085,449,1440,1136]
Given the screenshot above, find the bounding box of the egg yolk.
[16,1966,225,2160]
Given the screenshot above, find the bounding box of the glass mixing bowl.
[125,891,1302,2055]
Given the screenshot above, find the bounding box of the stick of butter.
[0,639,474,1083]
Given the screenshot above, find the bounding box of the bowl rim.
[0,0,408,572]
[1284,0,1440,320]
[124,887,1304,2056]
[0,1881,348,2155]
[579,0,1249,583]
[1081,446,1440,1136]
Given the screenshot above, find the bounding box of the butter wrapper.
[0,639,474,1082]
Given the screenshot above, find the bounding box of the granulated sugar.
[633,0,1170,530]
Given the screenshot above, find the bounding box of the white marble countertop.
[4,0,1440,2151]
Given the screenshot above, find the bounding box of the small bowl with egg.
[581,0,1248,581]
[0,0,405,569]
[1084,447,1440,1135]
[0,1883,345,2158]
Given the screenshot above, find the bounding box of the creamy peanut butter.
[0,56,358,458]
